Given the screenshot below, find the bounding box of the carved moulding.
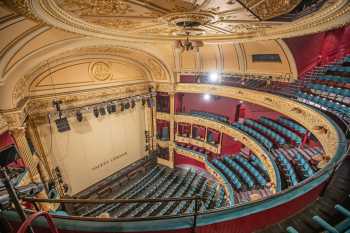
[0,113,9,134]
[175,83,340,161]
[156,112,171,121]
[27,82,151,122]
[4,0,350,42]
[8,44,172,110]
[175,114,280,193]
[175,135,220,154]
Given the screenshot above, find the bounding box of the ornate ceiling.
[4,0,350,41]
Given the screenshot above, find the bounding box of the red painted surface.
[221,134,242,155]
[176,93,281,154]
[285,25,350,77]
[174,152,206,169]
[5,181,326,233]
[0,131,14,151]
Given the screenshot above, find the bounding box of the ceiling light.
[209,72,219,82]
[203,94,211,101]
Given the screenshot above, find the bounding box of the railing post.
[192,196,199,233]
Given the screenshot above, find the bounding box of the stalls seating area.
[79,165,226,218]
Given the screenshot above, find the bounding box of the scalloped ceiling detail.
[4,0,350,41]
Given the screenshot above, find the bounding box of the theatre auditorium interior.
[1,1,350,233]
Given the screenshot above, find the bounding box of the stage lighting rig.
[52,100,70,132]
[93,107,99,118]
[76,110,83,122]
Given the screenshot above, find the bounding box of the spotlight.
[131,100,136,108]
[76,110,83,122]
[107,103,116,114]
[124,102,130,110]
[110,103,116,113]
[209,72,219,82]
[203,93,211,101]
[99,107,106,116]
[93,107,99,118]
[107,104,112,114]
[55,117,70,132]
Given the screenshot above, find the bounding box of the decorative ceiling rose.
[4,0,350,41]
[161,11,217,28]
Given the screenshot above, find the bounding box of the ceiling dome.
[5,0,350,41]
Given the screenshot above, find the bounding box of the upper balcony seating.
[317,75,350,84]
[277,116,307,134]
[249,154,270,179]
[306,83,350,105]
[232,122,274,150]
[234,155,268,187]
[326,65,350,74]
[223,156,255,189]
[260,117,302,145]
[211,159,242,191]
[275,147,317,180]
[235,187,273,204]
[244,119,287,145]
[275,153,299,187]
[297,91,350,118]
[191,111,229,124]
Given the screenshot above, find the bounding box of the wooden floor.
[257,156,350,233]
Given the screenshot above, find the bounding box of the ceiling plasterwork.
[4,0,350,41]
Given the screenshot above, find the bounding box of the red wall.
[285,25,350,77]
[174,152,206,169]
[221,134,242,155]
[177,93,280,122]
[0,131,14,150]
[176,93,281,154]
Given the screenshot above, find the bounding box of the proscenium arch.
[1,43,173,110]
[174,113,281,193]
[0,36,174,85]
[176,83,343,161]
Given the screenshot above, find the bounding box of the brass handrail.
[22,196,204,204]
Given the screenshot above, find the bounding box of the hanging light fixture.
[76,110,83,122]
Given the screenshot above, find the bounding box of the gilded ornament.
[89,62,113,81]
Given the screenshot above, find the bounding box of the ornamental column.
[10,127,37,177]
[10,127,52,211]
[168,92,175,168]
